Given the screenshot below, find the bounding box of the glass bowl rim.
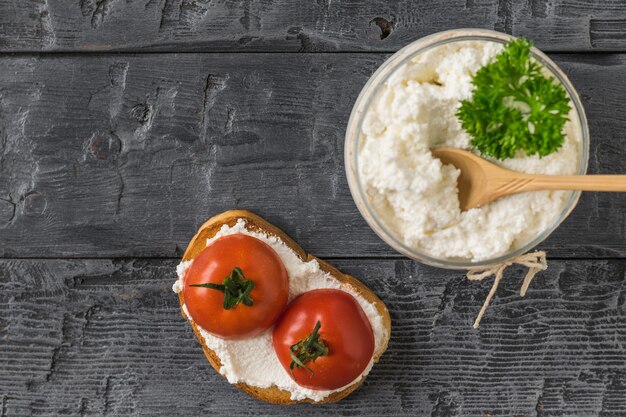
[344,28,590,270]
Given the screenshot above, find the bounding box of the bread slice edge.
[176,209,391,404]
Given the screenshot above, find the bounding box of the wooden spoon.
[431,147,626,211]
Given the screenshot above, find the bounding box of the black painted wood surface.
[4,0,626,52]
[2,259,626,416]
[2,1,626,416]
[0,54,625,258]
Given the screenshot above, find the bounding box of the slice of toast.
[177,210,391,404]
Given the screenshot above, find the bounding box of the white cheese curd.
[171,261,191,293]
[358,40,581,262]
[173,219,387,402]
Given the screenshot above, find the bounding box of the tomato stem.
[289,320,329,377]
[190,267,254,310]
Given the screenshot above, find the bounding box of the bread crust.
[177,210,391,404]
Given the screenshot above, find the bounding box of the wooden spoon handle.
[520,175,626,192]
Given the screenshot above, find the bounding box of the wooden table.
[1,2,626,416]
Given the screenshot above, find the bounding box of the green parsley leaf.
[456,38,571,160]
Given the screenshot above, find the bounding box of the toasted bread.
[177,210,391,404]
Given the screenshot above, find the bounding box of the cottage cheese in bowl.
[346,30,589,267]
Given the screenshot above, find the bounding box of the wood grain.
[1,258,625,416]
[2,2,625,416]
[0,53,624,258]
[0,54,626,257]
[3,0,626,53]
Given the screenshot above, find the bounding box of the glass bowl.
[344,28,590,270]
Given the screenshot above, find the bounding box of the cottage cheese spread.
[358,41,581,261]
[173,219,387,401]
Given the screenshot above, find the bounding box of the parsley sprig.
[456,38,571,160]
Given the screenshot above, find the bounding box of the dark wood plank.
[2,258,626,416]
[0,53,624,258]
[3,0,626,53]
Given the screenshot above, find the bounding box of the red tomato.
[182,234,289,339]
[272,289,375,390]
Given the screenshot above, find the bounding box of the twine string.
[467,251,547,329]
